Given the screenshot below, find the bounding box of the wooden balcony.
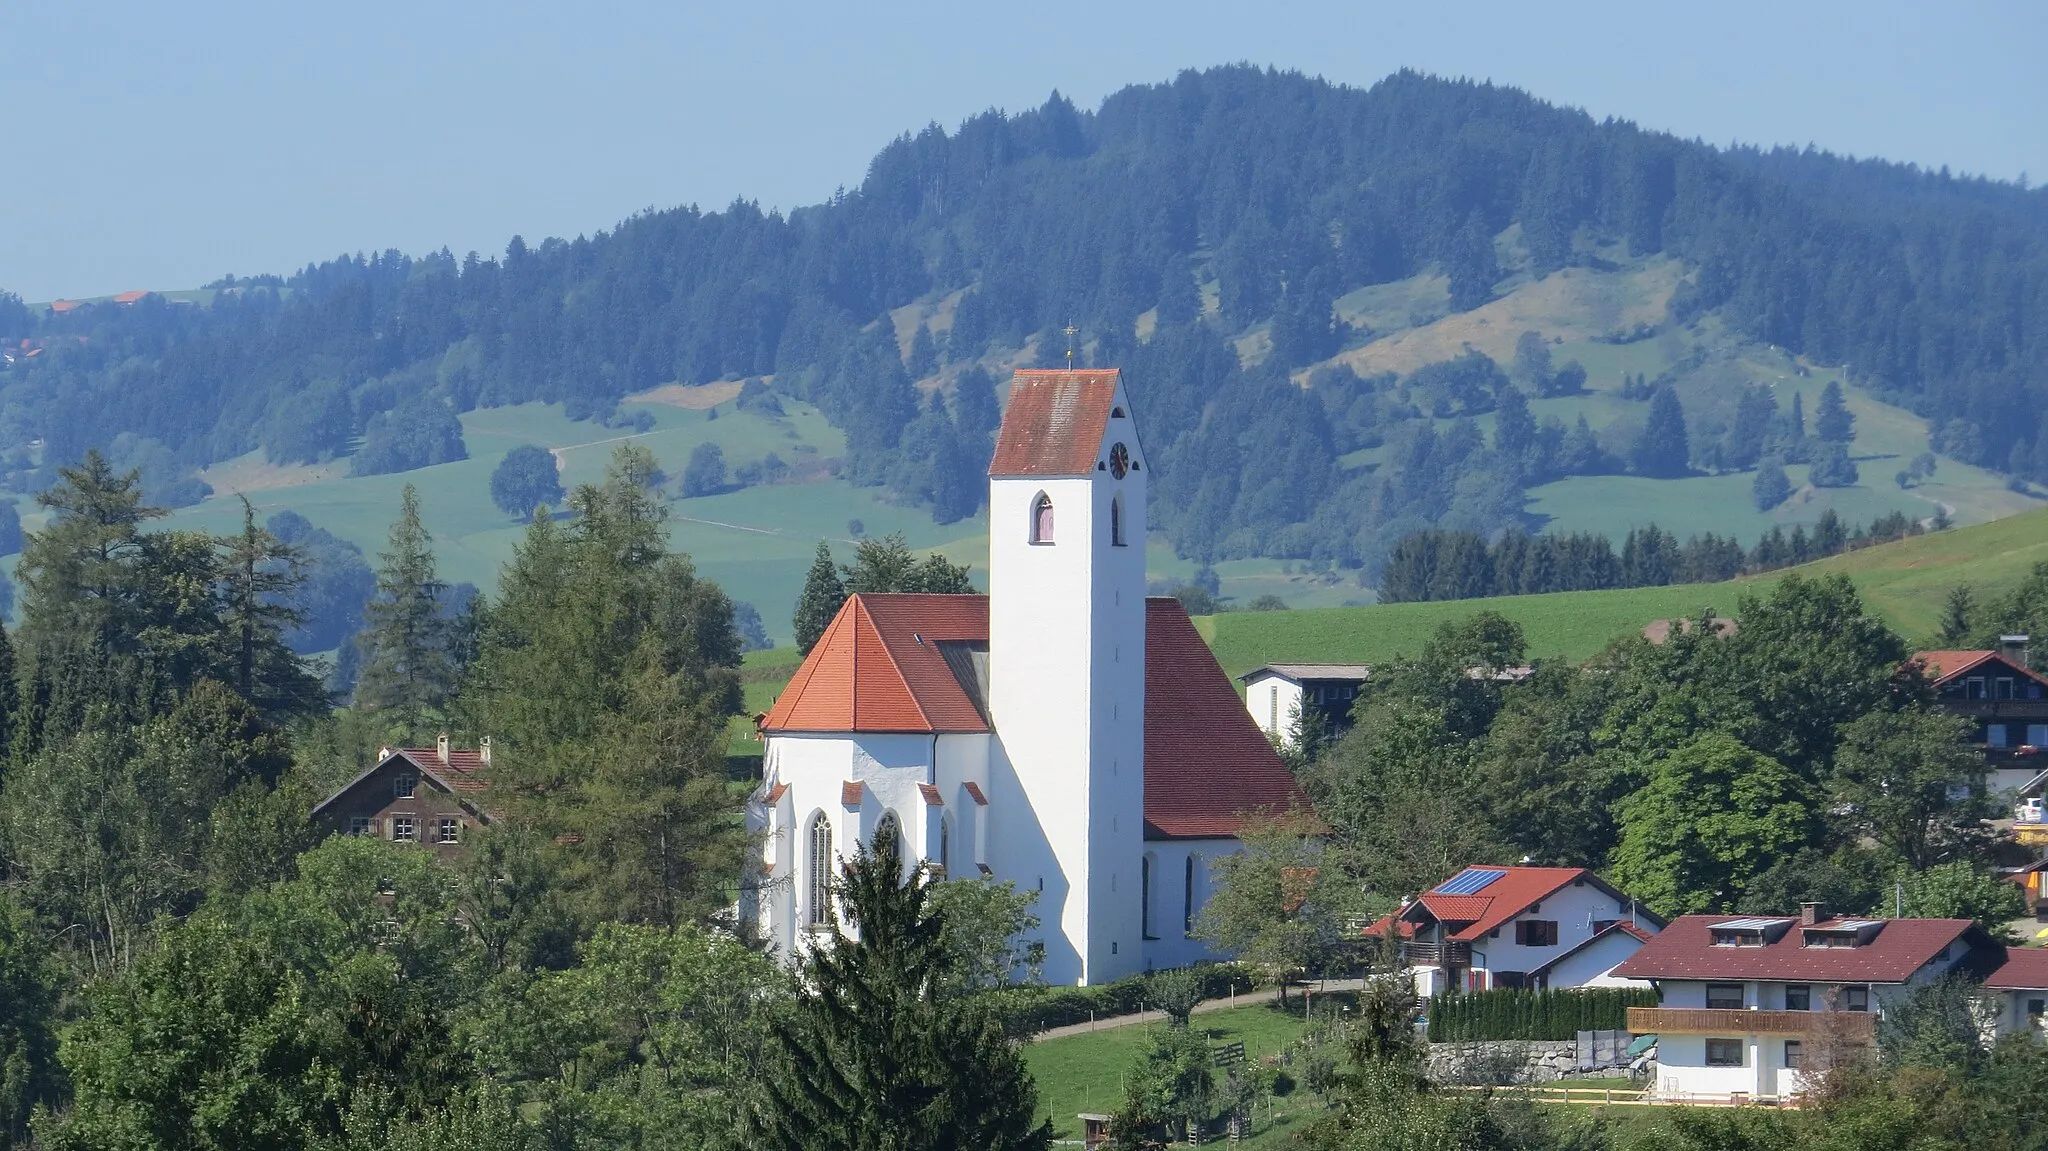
[1628,1007,1875,1040]
[1401,941,1471,967]
[1939,698,2048,719]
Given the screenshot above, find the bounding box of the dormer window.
[1031,494,1054,544]
[1709,917,1793,947]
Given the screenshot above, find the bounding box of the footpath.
[1034,977,1366,1041]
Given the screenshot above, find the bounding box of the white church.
[745,368,1306,984]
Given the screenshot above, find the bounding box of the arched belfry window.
[1031,493,1055,544]
[806,813,834,928]
[1110,496,1126,547]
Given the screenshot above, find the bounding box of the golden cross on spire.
[1063,321,1078,368]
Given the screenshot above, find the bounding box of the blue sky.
[2,0,2041,301]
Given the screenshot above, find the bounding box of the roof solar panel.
[1436,868,1506,896]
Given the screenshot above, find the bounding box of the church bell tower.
[984,368,1148,985]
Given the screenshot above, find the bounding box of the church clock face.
[1108,443,1129,479]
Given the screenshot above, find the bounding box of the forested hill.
[2,67,2044,570]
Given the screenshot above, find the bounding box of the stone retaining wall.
[1425,1039,1638,1085]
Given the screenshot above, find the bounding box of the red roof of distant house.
[48,299,81,313]
[112,290,150,304]
[309,746,494,817]
[1611,915,1979,983]
[1367,867,1660,943]
[761,592,1305,840]
[1982,947,2048,990]
[1912,649,2048,688]
[988,369,1121,476]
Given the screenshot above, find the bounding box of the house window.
[1966,677,1986,700]
[1705,1039,1745,1067]
[1184,854,1198,937]
[1783,1040,1804,1069]
[437,818,460,845]
[807,814,834,928]
[348,816,372,837]
[392,816,416,843]
[394,772,417,799]
[1842,986,1870,1012]
[1269,688,1279,734]
[1110,496,1126,546]
[1997,677,2015,700]
[2026,997,2045,1019]
[1030,494,1054,544]
[1785,984,1811,1011]
[2028,724,2048,747]
[1707,984,1745,1010]
[1515,920,1559,947]
[1988,724,2009,748]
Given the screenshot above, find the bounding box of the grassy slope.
[1196,505,2048,679]
[40,250,2017,652]
[1024,1003,1317,1143]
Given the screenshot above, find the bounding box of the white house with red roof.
[1371,866,1664,996]
[1610,904,2008,1101]
[743,369,1307,985]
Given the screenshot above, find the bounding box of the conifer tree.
[1753,456,1793,511]
[217,496,322,721]
[1816,379,1855,442]
[793,542,847,656]
[16,450,166,657]
[907,323,940,379]
[1937,583,1977,646]
[353,485,455,736]
[749,821,1052,1151]
[1632,385,1690,478]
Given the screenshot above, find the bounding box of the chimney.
[1800,901,1825,926]
[436,733,450,765]
[2001,634,2031,668]
[479,736,492,766]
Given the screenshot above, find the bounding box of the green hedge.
[984,963,1257,1037]
[1424,987,1658,1042]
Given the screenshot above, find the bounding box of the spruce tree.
[1752,456,1793,511]
[1815,379,1855,442]
[907,323,940,379]
[353,485,455,736]
[217,496,322,721]
[1631,385,1690,478]
[749,821,1052,1151]
[1937,583,1977,646]
[793,541,847,656]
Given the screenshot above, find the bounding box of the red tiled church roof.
[763,595,991,733]
[1141,598,1305,838]
[760,592,1306,840]
[988,369,1121,476]
[1612,915,1980,983]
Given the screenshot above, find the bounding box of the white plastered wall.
[1468,883,1647,985]
[1242,676,1303,743]
[1139,837,1239,970]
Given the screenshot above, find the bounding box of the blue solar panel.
[1435,868,1506,896]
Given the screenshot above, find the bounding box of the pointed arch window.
[1031,493,1055,544]
[875,811,903,864]
[1184,854,1200,937]
[1111,496,1126,547]
[807,813,834,928]
[1141,853,1155,940]
[939,813,953,876]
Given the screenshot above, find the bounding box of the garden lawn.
[1022,1003,1317,1142]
